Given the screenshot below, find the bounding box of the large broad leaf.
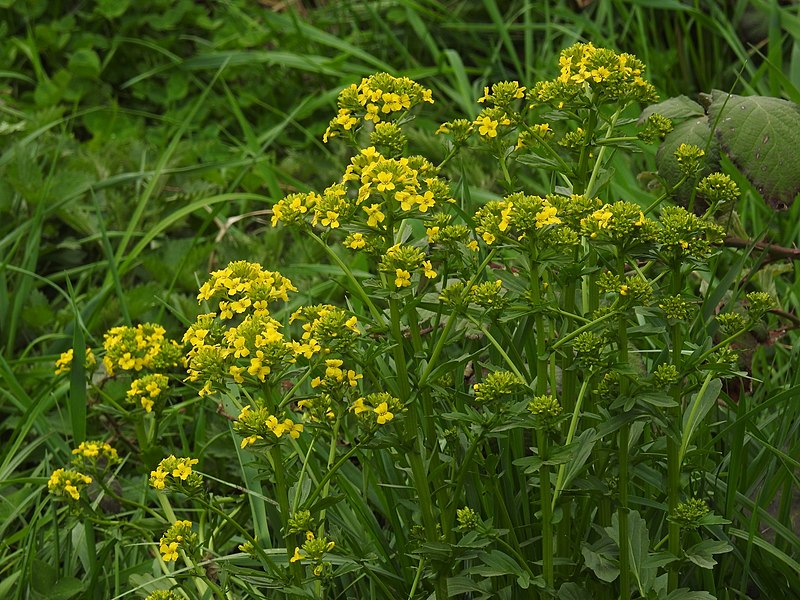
[709,90,800,207]
[639,95,705,125]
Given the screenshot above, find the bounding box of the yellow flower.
[422,261,437,279]
[535,204,561,228]
[482,231,496,245]
[346,233,366,250]
[374,402,394,424]
[160,541,179,562]
[363,204,385,227]
[476,116,499,138]
[290,547,304,563]
[376,171,395,192]
[395,269,411,288]
[467,240,479,252]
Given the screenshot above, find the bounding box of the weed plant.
[23,43,800,600]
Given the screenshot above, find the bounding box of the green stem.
[303,441,365,510]
[529,257,548,395]
[586,106,624,197]
[308,231,383,323]
[667,264,684,593]
[538,429,554,589]
[616,250,631,600]
[552,376,591,508]
[270,445,293,566]
[418,249,497,387]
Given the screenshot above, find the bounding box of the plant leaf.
[709,90,800,207]
[684,539,733,569]
[679,377,722,466]
[639,95,705,124]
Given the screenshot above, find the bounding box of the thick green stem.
[418,249,497,387]
[667,266,684,592]
[538,429,554,589]
[616,250,631,600]
[552,377,591,508]
[390,296,445,599]
[270,446,293,563]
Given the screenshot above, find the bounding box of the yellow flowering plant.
[42,46,781,600]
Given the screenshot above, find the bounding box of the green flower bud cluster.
[716,312,747,336]
[558,127,587,150]
[528,394,562,418]
[671,498,710,530]
[572,331,607,368]
[654,206,725,259]
[673,143,706,176]
[637,113,674,143]
[697,173,740,207]
[456,506,481,531]
[370,121,407,157]
[288,509,314,534]
[468,280,508,309]
[654,363,680,387]
[473,370,525,403]
[659,295,692,322]
[439,281,466,308]
[745,291,775,319]
[435,118,474,143]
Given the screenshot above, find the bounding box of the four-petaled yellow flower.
[363,204,385,227]
[477,116,499,138]
[374,402,394,424]
[395,269,411,288]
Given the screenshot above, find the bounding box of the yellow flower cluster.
[54,347,96,375]
[187,262,310,395]
[197,261,297,313]
[290,304,360,353]
[378,243,437,289]
[474,193,561,246]
[149,455,201,491]
[349,392,403,428]
[48,468,92,501]
[578,200,649,243]
[474,108,512,139]
[323,72,434,142]
[158,520,196,562]
[235,404,304,448]
[102,323,181,376]
[531,43,657,107]
[127,373,169,412]
[71,440,119,464]
[311,358,362,391]
[273,148,453,261]
[290,531,336,577]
